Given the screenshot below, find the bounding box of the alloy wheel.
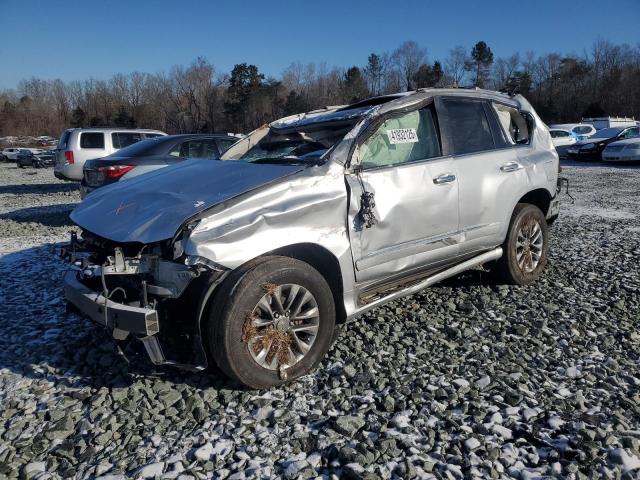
[516,219,544,273]
[245,283,320,370]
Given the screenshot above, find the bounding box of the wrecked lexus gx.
[61,89,560,388]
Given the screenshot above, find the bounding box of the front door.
[346,103,460,285]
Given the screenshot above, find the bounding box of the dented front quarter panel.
[182,160,358,308]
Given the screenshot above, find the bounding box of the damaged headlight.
[184,255,225,271]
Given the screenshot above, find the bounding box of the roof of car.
[66,128,166,133]
[271,88,521,132]
[158,133,237,139]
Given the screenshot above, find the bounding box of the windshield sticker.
[387,128,418,144]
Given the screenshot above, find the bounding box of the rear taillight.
[64,151,74,164]
[98,164,135,179]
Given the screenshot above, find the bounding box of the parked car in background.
[549,123,596,141]
[2,148,22,161]
[548,128,576,157]
[602,138,640,163]
[567,126,640,161]
[54,128,166,181]
[583,117,636,130]
[17,149,56,168]
[61,88,560,388]
[80,134,239,198]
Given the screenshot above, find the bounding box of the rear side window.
[112,132,142,149]
[359,106,441,169]
[621,127,639,139]
[491,103,530,145]
[80,132,105,149]
[169,139,219,159]
[441,98,495,155]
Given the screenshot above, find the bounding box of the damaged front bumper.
[59,233,223,371]
[63,270,159,336]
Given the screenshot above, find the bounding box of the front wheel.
[205,256,336,389]
[495,203,549,285]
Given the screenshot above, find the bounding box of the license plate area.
[85,170,104,186]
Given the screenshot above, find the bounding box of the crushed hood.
[71,159,304,244]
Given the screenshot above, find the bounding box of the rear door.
[346,101,460,285]
[437,97,528,254]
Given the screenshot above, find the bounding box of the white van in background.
[54,128,166,181]
[582,117,636,131]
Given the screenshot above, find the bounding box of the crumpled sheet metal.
[70,159,303,244]
[185,161,351,264]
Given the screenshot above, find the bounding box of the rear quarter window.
[80,132,105,149]
[217,138,237,152]
[57,130,72,149]
[491,103,530,145]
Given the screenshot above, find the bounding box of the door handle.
[500,161,523,172]
[433,173,456,185]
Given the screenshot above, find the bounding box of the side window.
[441,99,495,155]
[112,132,142,149]
[574,126,592,135]
[80,132,105,149]
[359,106,441,169]
[144,133,163,139]
[491,102,530,145]
[168,140,219,159]
[203,139,219,158]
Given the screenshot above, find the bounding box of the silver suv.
[54,128,166,181]
[61,89,560,388]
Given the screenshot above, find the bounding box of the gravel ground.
[0,161,639,479]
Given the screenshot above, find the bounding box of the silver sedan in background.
[602,138,640,162]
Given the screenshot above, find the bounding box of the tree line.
[1,39,639,138]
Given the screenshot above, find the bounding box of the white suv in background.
[54,128,166,181]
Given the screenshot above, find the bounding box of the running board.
[354,247,503,316]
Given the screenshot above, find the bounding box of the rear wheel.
[495,203,549,285]
[205,256,336,389]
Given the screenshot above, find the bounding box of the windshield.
[239,137,328,164]
[227,127,354,164]
[591,127,624,139]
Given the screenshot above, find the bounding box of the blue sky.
[1,0,639,89]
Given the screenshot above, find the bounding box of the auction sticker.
[387,128,418,144]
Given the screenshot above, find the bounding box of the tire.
[204,256,336,389]
[495,203,549,285]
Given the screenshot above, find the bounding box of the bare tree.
[444,46,469,87]
[391,41,427,91]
